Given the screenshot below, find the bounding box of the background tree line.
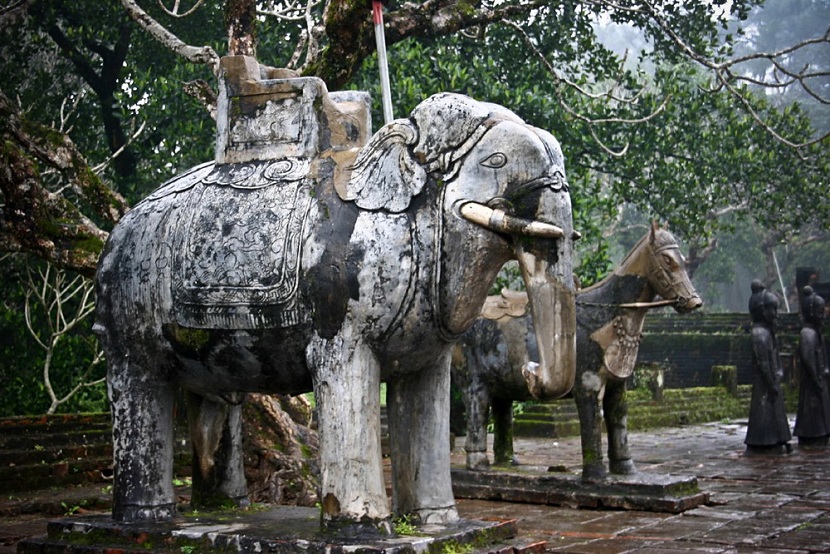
[0,0,827,415]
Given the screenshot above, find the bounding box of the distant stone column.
[712,365,738,397]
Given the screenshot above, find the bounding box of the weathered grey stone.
[453,223,703,478]
[19,508,520,553]
[451,468,709,513]
[95,55,578,535]
[745,281,792,453]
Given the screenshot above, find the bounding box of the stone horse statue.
[452,222,703,479]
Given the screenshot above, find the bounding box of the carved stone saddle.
[480,289,529,320]
[154,160,316,329]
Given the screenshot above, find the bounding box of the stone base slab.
[17,505,536,554]
[452,467,709,513]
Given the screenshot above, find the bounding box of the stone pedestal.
[452,467,709,513]
[18,506,529,554]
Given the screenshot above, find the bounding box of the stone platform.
[17,506,539,554]
[452,467,708,513]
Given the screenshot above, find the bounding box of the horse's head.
[646,222,703,313]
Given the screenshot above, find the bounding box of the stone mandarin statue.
[794,286,830,447]
[745,280,792,455]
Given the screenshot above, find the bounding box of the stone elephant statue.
[452,224,703,479]
[94,56,578,535]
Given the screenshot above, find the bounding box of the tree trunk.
[242,393,319,505]
[226,0,257,57]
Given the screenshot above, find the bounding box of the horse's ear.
[345,120,426,213]
[649,220,659,243]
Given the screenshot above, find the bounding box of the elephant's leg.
[307,331,390,537]
[108,350,177,522]
[387,350,459,525]
[605,380,637,475]
[492,397,515,466]
[574,372,607,481]
[187,393,249,509]
[460,370,491,470]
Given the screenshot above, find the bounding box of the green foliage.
[350,15,828,287]
[0,257,107,416]
[392,515,421,536]
[490,261,523,294]
[0,0,827,414]
[440,541,474,554]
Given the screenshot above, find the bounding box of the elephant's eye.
[480,153,507,169]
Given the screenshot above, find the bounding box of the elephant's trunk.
[515,239,576,400]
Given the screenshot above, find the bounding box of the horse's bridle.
[648,242,693,309]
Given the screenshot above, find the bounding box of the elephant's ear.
[345,120,426,213]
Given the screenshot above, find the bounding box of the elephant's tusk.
[459,202,566,239]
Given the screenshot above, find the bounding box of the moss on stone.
[172,327,212,352]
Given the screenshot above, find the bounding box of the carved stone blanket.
[152,160,315,329]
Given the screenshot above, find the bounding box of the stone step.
[513,387,755,439]
[0,442,112,467]
[515,387,751,417]
[512,419,581,439]
[0,414,112,435]
[0,450,192,495]
[516,400,750,424]
[0,455,113,494]
[0,428,112,451]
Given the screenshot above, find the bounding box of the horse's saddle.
[156,160,315,329]
[480,289,529,320]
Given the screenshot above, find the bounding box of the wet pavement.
[2,418,829,553]
[451,417,830,552]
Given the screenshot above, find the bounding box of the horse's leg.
[492,397,515,466]
[387,348,459,524]
[108,345,177,522]
[187,393,249,509]
[307,330,390,536]
[574,370,607,480]
[605,379,637,475]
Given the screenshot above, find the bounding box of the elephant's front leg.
[108,347,177,522]
[387,349,459,524]
[307,330,391,537]
[604,379,637,475]
[574,371,607,481]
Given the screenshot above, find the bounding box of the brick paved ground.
[452,418,830,552]
[2,418,828,553]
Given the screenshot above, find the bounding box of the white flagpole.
[372,0,394,124]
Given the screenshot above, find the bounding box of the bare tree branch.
[120,0,220,73]
[90,120,147,174]
[0,0,30,25]
[157,0,207,18]
[23,261,103,414]
[182,79,218,119]
[504,20,669,158]
[641,0,830,149]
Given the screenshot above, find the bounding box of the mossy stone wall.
[636,312,828,389]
